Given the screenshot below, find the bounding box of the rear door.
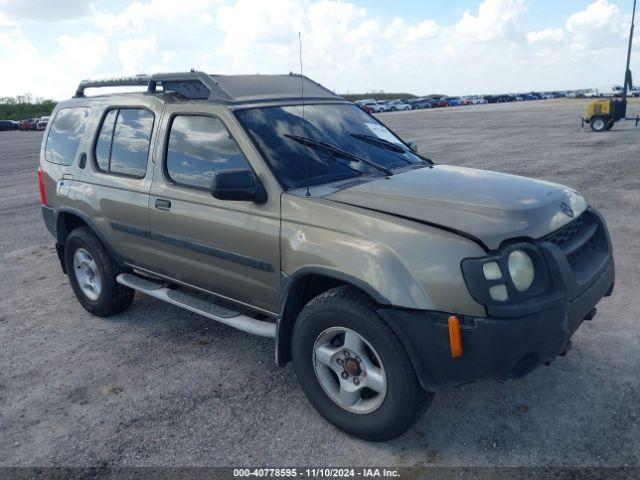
[74,99,162,268]
[147,104,281,314]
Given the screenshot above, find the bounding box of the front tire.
[65,227,134,316]
[292,286,430,441]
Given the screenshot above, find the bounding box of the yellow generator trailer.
[583,98,635,132]
[583,0,638,132]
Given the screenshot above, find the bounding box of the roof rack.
[74,71,216,100]
[74,70,342,104]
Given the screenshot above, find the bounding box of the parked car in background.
[444,97,460,107]
[37,116,50,130]
[19,118,39,131]
[540,93,555,100]
[435,99,451,107]
[409,98,434,109]
[584,89,601,98]
[369,101,390,113]
[0,120,20,131]
[386,100,411,111]
[485,95,510,103]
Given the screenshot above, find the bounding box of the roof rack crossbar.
[74,75,151,98]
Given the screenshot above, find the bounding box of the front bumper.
[380,208,615,391]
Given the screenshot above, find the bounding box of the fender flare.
[56,207,125,267]
[275,266,390,366]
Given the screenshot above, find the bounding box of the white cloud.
[0,0,94,22]
[217,0,303,56]
[94,0,215,35]
[407,20,439,42]
[0,0,638,100]
[118,37,156,75]
[383,17,405,40]
[527,28,565,45]
[455,0,526,42]
[566,0,628,54]
[0,29,110,99]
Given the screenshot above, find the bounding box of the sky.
[0,0,638,99]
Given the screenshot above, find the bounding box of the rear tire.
[590,116,608,132]
[65,227,134,316]
[291,286,430,441]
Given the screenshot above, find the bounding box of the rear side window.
[45,107,91,165]
[165,115,252,190]
[94,108,154,178]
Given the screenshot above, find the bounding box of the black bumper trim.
[380,257,615,392]
[41,205,56,238]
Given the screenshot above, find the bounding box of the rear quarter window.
[44,107,91,165]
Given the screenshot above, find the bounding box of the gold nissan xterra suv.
[39,72,615,441]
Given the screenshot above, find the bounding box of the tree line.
[0,95,57,120]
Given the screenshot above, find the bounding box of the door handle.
[78,152,87,169]
[155,199,171,210]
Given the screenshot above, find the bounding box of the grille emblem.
[560,202,574,218]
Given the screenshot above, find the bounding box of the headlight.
[508,250,535,292]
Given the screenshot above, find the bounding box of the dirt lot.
[1,99,639,467]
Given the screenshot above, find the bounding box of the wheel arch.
[56,207,124,267]
[275,267,390,366]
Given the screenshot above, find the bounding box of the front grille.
[542,209,608,284]
[545,215,587,259]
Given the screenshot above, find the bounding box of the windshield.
[234,103,425,189]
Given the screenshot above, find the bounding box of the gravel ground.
[0,99,639,468]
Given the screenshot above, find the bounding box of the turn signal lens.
[448,315,462,358]
[489,284,508,302]
[482,261,502,280]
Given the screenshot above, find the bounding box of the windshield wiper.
[284,134,394,176]
[350,133,406,153]
[350,133,433,165]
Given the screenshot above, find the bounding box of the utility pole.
[622,0,636,106]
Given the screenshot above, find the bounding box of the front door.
[147,105,281,314]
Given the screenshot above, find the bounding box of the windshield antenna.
[298,32,311,197]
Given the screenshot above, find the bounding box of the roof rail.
[74,71,216,100]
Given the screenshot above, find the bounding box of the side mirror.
[211,169,267,204]
[406,141,418,153]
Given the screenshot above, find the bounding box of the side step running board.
[116,273,276,338]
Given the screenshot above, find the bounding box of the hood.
[326,165,587,250]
